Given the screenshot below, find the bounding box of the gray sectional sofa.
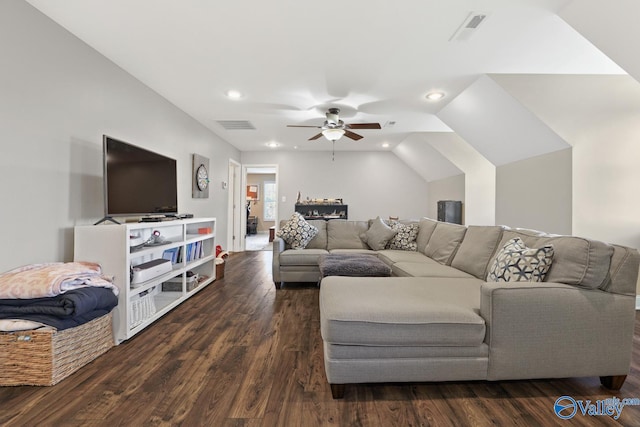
[272,218,640,398]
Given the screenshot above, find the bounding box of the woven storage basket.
[0,312,113,386]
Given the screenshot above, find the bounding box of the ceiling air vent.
[449,12,488,42]
[216,120,256,130]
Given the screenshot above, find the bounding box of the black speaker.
[437,200,462,224]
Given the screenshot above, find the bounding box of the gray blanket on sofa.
[319,254,392,278]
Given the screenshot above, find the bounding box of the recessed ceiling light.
[382,143,390,148]
[266,142,279,148]
[425,91,445,101]
[225,90,243,100]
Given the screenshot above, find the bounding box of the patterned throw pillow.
[276,212,318,249]
[487,237,554,282]
[387,222,420,251]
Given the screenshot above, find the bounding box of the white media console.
[74,217,216,344]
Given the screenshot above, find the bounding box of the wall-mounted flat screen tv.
[103,135,178,217]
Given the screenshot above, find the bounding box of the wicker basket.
[0,312,113,386]
[130,291,156,329]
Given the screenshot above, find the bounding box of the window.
[263,181,276,221]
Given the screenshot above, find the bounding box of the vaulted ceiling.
[25,0,638,182]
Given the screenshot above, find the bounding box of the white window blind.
[263,181,276,221]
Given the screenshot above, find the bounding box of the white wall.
[240,151,429,221]
[492,74,640,248]
[560,0,640,83]
[425,133,496,225]
[393,133,462,183]
[437,75,570,166]
[572,117,640,248]
[496,149,572,234]
[427,175,465,222]
[0,1,240,272]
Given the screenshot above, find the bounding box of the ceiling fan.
[287,108,381,141]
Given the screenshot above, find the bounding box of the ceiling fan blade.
[344,130,363,141]
[347,123,382,130]
[287,125,322,128]
[308,133,324,141]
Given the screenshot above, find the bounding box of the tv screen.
[103,135,178,217]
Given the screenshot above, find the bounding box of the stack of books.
[161,242,204,265]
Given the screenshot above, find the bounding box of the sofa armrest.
[272,237,286,284]
[273,236,285,254]
[480,281,635,381]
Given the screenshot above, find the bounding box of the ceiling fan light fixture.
[322,128,345,141]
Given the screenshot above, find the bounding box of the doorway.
[241,164,279,251]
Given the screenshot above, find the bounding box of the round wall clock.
[196,164,209,190]
[192,154,210,198]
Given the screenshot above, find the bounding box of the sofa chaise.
[272,216,639,398]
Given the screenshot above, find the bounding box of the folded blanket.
[0,309,113,331]
[0,262,118,299]
[0,287,118,330]
[0,319,49,332]
[0,287,117,317]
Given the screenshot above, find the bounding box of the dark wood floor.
[2,250,640,426]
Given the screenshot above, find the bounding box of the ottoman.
[318,253,391,279]
[319,276,488,398]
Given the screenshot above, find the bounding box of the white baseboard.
[636,296,640,310]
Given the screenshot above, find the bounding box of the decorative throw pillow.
[361,216,397,250]
[487,237,554,282]
[387,222,420,251]
[276,212,318,249]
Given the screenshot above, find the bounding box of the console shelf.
[74,218,216,344]
[295,204,348,220]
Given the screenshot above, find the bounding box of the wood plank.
[1,251,640,426]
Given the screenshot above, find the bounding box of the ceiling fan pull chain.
[332,141,335,161]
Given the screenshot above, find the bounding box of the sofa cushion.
[424,222,467,265]
[279,248,329,266]
[392,262,478,279]
[540,236,612,290]
[487,237,554,282]
[377,249,436,266]
[361,216,397,250]
[320,277,485,347]
[304,220,328,249]
[603,245,640,296]
[451,226,504,279]
[276,213,318,249]
[327,220,369,250]
[329,248,376,255]
[494,230,613,289]
[387,222,420,251]
[416,218,438,254]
